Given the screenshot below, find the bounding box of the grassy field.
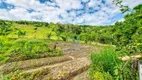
[4,24,57,39]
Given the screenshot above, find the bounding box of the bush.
[0,39,12,64]
[94,71,113,80]
[89,47,121,79]
[7,39,27,54]
[48,47,63,57]
[89,46,139,80]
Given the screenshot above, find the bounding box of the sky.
[0,0,142,26]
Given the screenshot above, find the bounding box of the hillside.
[0,4,142,80]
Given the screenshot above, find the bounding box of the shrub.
[89,46,139,80]
[0,39,12,64]
[94,71,113,80]
[25,40,48,54]
[48,47,63,57]
[89,47,121,79]
[7,39,27,54]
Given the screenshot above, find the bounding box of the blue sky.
[0,0,142,25]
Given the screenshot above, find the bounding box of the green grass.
[0,38,63,64]
[89,46,139,80]
[4,24,57,39]
[89,46,121,79]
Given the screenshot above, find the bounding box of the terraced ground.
[0,42,100,80]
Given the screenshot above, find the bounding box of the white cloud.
[0,9,17,20]
[88,0,96,7]
[56,0,83,10]
[82,0,89,3]
[0,0,142,25]
[6,0,44,10]
[122,0,142,9]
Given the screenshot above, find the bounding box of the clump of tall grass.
[89,46,121,79]
[89,46,139,80]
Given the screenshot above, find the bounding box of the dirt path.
[22,56,76,73]
[0,56,72,74]
[20,57,90,80]
[0,42,97,80]
[71,70,90,80]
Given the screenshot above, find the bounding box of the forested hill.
[0,4,142,54]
